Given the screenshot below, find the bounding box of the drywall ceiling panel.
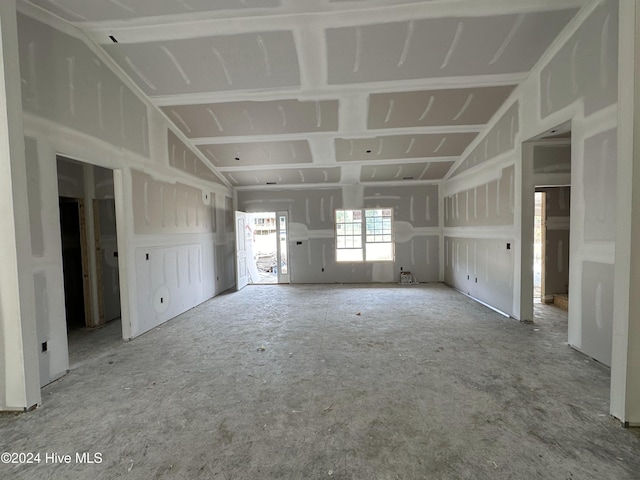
[368,85,516,129]
[27,0,280,22]
[162,99,339,138]
[326,10,578,84]
[223,167,341,186]
[336,133,476,161]
[360,162,428,182]
[104,32,300,96]
[198,140,312,167]
[359,161,454,182]
[421,161,455,180]
[329,0,434,3]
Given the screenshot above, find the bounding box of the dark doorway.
[59,197,87,330]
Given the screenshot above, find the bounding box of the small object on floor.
[257,345,266,352]
[400,271,419,284]
[323,404,334,412]
[356,312,361,316]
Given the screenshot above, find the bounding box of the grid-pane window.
[336,208,393,262]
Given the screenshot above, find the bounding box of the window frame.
[335,208,395,262]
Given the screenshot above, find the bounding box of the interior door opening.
[59,197,88,331]
[57,158,122,333]
[535,186,570,311]
[534,191,546,304]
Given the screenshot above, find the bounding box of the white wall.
[15,9,233,391]
[444,0,618,366]
[237,183,441,284]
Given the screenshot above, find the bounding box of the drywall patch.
[581,262,614,366]
[583,129,617,241]
[153,285,170,314]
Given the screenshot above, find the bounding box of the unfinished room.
[1,0,639,478]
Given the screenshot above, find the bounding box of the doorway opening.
[235,210,290,289]
[57,158,122,334]
[248,211,289,285]
[534,191,546,304]
[250,212,278,284]
[59,197,89,330]
[521,122,571,323]
[535,186,570,310]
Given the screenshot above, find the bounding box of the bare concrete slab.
[1,284,639,479]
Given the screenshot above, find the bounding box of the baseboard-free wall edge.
[447,284,510,318]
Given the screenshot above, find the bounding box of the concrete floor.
[1,283,639,479]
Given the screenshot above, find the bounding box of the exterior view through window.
[335,208,394,262]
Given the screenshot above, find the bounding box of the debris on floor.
[257,345,266,352]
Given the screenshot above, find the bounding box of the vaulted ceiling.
[22,0,586,188]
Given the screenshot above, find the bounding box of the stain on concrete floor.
[1,283,639,479]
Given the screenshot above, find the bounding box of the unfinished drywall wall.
[444,237,514,314]
[443,0,618,367]
[17,13,149,158]
[16,10,232,391]
[237,184,440,283]
[131,169,226,336]
[582,261,614,365]
[445,166,515,228]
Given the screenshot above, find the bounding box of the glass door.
[276,211,290,284]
